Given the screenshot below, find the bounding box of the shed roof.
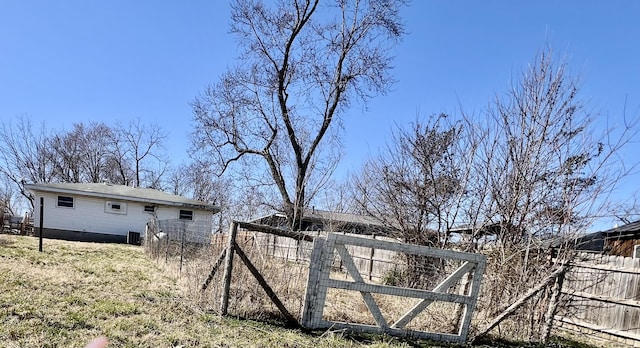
[26,182,220,213]
[251,208,393,234]
[302,209,387,226]
[603,220,640,234]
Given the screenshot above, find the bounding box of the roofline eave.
[25,184,220,213]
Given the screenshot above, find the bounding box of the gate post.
[301,237,325,327]
[220,221,239,315]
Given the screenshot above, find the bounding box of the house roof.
[448,222,503,236]
[25,182,220,213]
[603,220,640,234]
[302,209,387,226]
[574,220,640,251]
[598,219,640,239]
[251,208,393,234]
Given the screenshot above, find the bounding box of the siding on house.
[27,183,217,243]
[607,238,640,258]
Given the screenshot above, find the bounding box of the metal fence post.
[38,197,44,252]
[179,220,186,274]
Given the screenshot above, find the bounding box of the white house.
[26,182,220,244]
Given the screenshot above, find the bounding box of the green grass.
[0,234,604,348]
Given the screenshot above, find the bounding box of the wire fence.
[144,219,311,320]
[142,218,635,345]
[143,219,470,334]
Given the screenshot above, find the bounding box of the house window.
[105,201,127,215]
[179,210,193,220]
[57,196,74,208]
[144,205,155,213]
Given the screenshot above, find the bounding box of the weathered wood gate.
[301,233,486,343]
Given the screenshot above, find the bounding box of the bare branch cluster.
[191,0,407,229]
[347,48,638,340]
[351,49,637,251]
[0,115,169,209]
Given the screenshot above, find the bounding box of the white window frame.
[57,195,74,208]
[179,209,193,221]
[105,201,127,215]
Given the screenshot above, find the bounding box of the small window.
[57,196,74,208]
[144,205,155,213]
[105,201,127,214]
[179,210,193,220]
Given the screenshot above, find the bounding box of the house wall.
[31,191,212,243]
[606,238,640,257]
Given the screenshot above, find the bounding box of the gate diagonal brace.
[301,233,486,344]
[234,244,298,326]
[201,247,227,291]
[392,261,475,329]
[335,243,389,329]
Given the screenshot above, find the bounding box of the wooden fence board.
[560,252,640,345]
[248,230,401,281]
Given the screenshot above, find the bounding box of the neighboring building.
[26,182,220,244]
[575,220,640,257]
[250,208,393,236]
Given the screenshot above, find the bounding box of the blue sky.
[2,1,640,227]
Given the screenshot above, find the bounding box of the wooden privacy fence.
[302,233,486,343]
[240,230,399,282]
[558,252,640,346]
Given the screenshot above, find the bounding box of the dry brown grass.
[0,234,419,348]
[141,231,604,348]
[163,233,464,333]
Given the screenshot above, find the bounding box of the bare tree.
[348,115,476,288]
[166,163,191,197]
[351,115,467,246]
[0,176,21,217]
[112,118,168,188]
[611,191,640,224]
[50,122,113,183]
[347,48,637,341]
[191,0,406,229]
[0,115,55,208]
[474,50,637,250]
[466,49,637,341]
[79,122,113,183]
[50,126,82,183]
[103,132,133,186]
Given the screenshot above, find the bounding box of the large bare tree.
[0,115,55,208]
[347,48,638,341]
[191,0,406,229]
[475,50,636,249]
